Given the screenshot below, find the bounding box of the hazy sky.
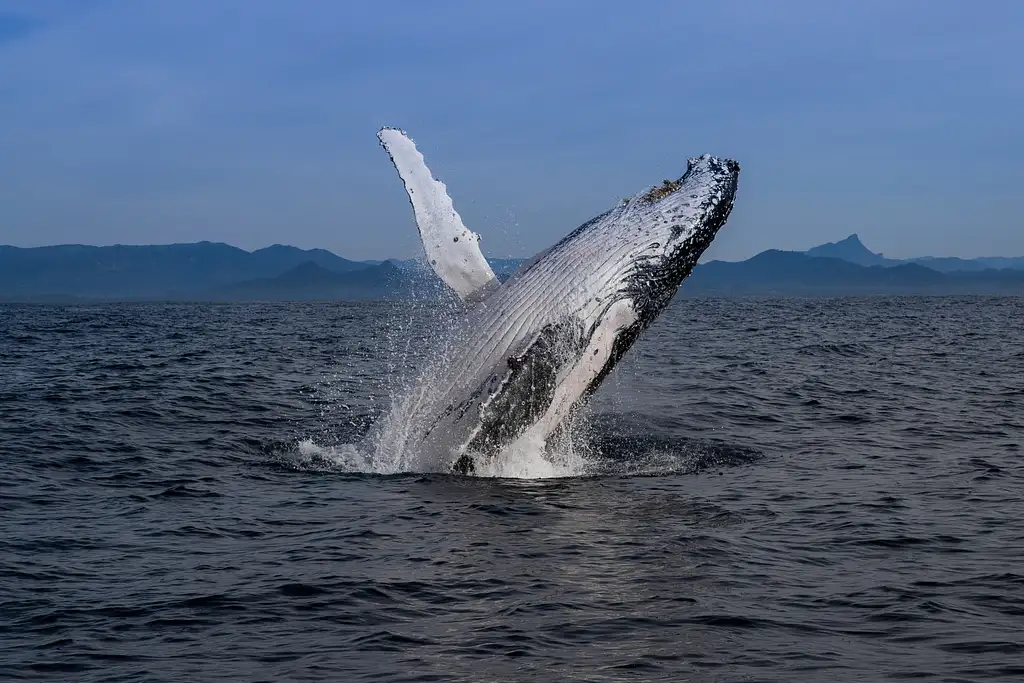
[0,1,1021,261]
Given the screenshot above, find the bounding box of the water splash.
[297,367,594,478]
[282,428,761,480]
[295,289,756,480]
[292,419,590,478]
[461,427,589,479]
[293,439,371,472]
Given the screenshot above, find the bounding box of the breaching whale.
[374,128,740,475]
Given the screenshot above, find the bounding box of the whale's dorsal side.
[377,127,499,302]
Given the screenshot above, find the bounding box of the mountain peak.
[806,233,887,267]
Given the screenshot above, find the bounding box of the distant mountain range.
[0,242,367,300]
[1,235,1022,302]
[685,249,1024,296]
[805,234,1024,272]
[205,261,413,302]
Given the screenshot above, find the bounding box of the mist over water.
[2,297,1023,681]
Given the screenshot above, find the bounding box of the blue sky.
[0,0,1021,261]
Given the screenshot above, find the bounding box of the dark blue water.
[2,297,1022,682]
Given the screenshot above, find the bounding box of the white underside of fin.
[378,128,498,302]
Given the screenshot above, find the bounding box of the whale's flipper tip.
[377,126,407,141]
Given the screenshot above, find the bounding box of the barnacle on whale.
[642,179,683,203]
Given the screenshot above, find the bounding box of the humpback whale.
[374,128,740,475]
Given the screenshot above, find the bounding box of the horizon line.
[2,237,1023,264]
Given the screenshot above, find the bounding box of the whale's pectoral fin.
[377,127,499,303]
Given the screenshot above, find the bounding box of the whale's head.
[612,154,740,321]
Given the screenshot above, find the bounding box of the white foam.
[292,417,590,479]
[293,439,374,473]
[472,431,586,479]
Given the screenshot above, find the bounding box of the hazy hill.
[805,234,890,267]
[2,239,1024,302]
[910,255,1024,272]
[803,234,1024,272]
[0,242,368,299]
[205,261,414,301]
[687,250,1024,295]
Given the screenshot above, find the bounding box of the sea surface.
[1,297,1022,682]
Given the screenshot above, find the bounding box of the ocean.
[1,297,1022,682]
